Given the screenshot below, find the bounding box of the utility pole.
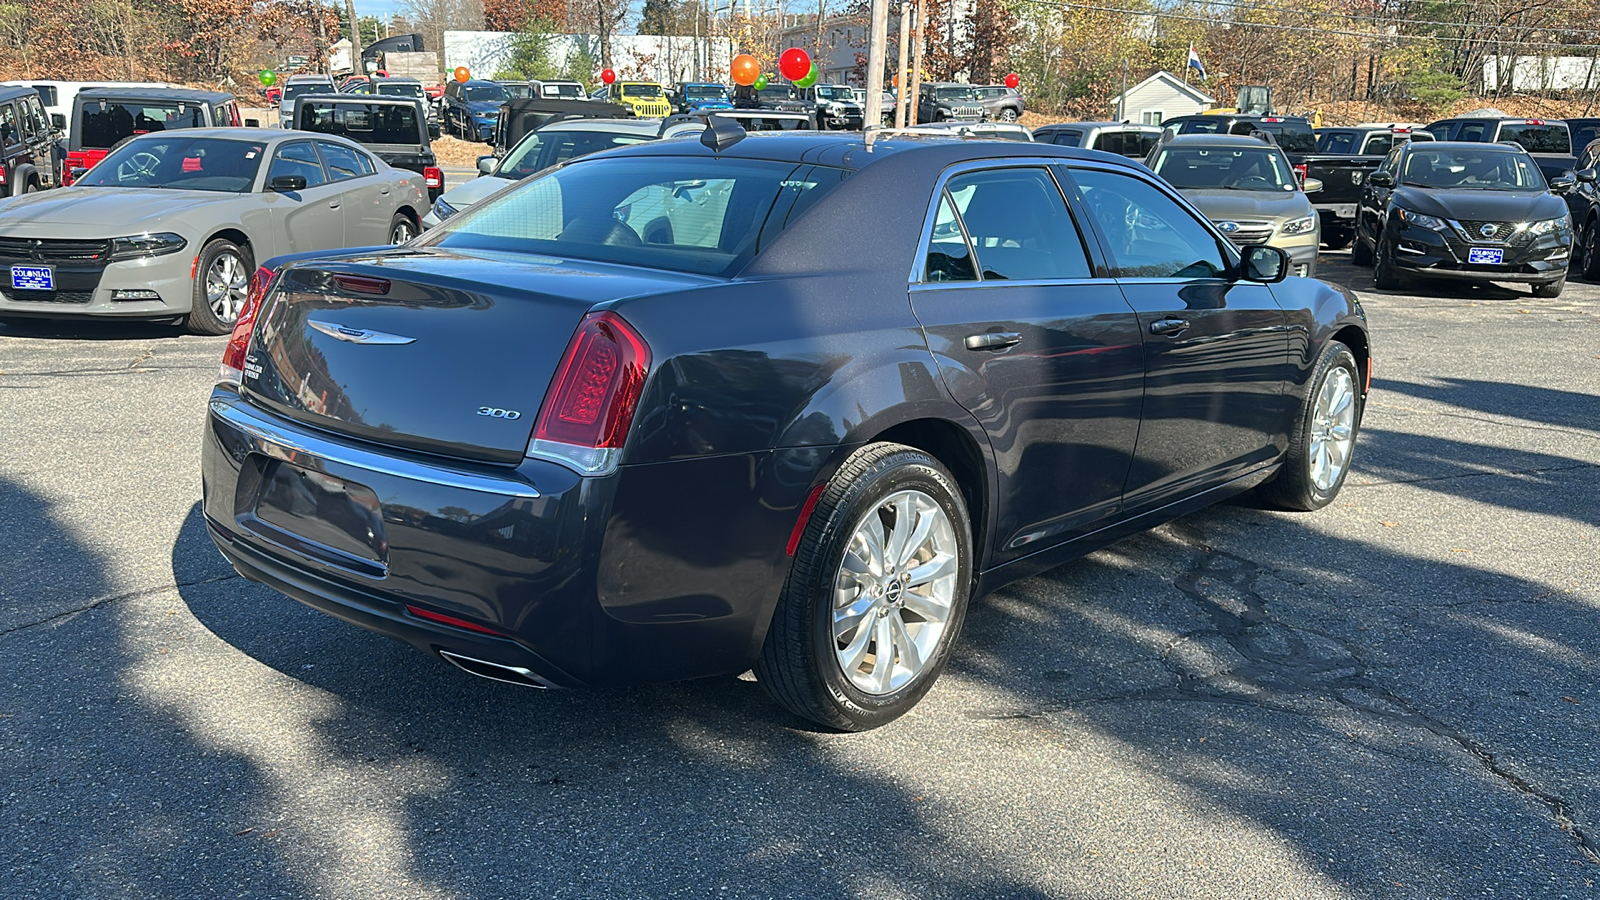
[908,0,924,125]
[864,0,888,131]
[345,0,363,74]
[895,2,909,128]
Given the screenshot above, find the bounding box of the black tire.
[1258,342,1363,511]
[1582,220,1600,280]
[1372,232,1401,289]
[389,211,417,244]
[756,442,973,731]
[184,239,252,336]
[1351,232,1373,266]
[1533,276,1565,298]
[22,179,37,194]
[1322,227,1352,251]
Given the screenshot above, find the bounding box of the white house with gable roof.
[1111,71,1214,126]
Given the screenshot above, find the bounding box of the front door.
[314,140,389,244]
[264,140,348,253]
[1064,165,1291,512]
[910,165,1146,564]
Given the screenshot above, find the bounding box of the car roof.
[1160,134,1279,148]
[540,117,667,134]
[0,85,35,102]
[1406,140,1528,153]
[285,74,335,83]
[1043,121,1159,130]
[77,87,233,102]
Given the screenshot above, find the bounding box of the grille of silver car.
[1214,221,1276,246]
[0,237,113,265]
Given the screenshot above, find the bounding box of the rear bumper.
[201,389,807,687]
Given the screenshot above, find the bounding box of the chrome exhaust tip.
[438,651,556,689]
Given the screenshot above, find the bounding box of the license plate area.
[1467,247,1505,265]
[11,265,53,291]
[242,458,388,575]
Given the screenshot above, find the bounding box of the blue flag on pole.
[1188,43,1206,80]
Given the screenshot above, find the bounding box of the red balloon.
[1004,72,1020,90]
[778,48,811,82]
[601,68,616,85]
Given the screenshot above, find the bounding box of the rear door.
[909,163,1146,560]
[265,140,348,251]
[1064,165,1291,509]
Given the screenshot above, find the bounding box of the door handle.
[328,201,341,209]
[1149,318,1189,336]
[965,332,1022,351]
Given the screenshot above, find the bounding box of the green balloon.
[258,69,277,87]
[754,73,768,91]
[795,62,819,89]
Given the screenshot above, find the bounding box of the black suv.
[0,85,61,194]
[293,94,443,201]
[916,83,986,123]
[1425,115,1576,179]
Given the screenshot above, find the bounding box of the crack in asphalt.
[1352,461,1599,488]
[0,364,213,379]
[0,572,242,637]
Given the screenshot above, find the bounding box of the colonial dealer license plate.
[1467,248,1504,265]
[11,265,53,291]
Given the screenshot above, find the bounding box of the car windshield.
[464,84,509,103]
[497,128,655,179]
[542,83,584,99]
[1400,149,1545,189]
[499,83,533,99]
[282,82,334,102]
[816,86,853,101]
[621,84,664,99]
[935,87,976,101]
[298,102,421,144]
[76,136,265,192]
[429,157,846,276]
[760,85,799,100]
[1497,122,1571,154]
[683,85,729,101]
[376,82,424,99]
[1154,147,1298,191]
[76,99,210,150]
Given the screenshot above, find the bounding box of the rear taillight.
[423,166,443,188]
[527,311,651,475]
[218,266,277,386]
[1293,163,1308,185]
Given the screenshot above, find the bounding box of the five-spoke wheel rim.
[205,251,248,324]
[1308,367,1357,492]
[832,489,958,695]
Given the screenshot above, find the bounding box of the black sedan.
[201,128,1371,730]
[1353,141,1574,296]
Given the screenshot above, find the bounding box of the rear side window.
[1363,133,1394,156]
[1069,168,1228,279]
[1497,122,1571,154]
[1456,121,1487,142]
[31,86,56,106]
[1426,122,1454,140]
[925,193,977,282]
[1571,122,1600,151]
[429,157,847,276]
[316,141,374,180]
[922,167,1092,282]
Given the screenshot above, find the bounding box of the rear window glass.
[1497,122,1571,154]
[1246,121,1316,153]
[297,102,421,144]
[76,99,209,149]
[428,157,847,276]
[1092,130,1159,158]
[375,82,424,99]
[1317,131,1357,153]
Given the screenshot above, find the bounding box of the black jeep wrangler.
[0,85,61,194]
[293,94,444,200]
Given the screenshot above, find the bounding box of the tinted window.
[1425,122,1454,140]
[317,141,372,180]
[1317,131,1358,154]
[1571,122,1600,150]
[1154,146,1297,192]
[77,136,265,192]
[376,82,425,100]
[268,141,328,188]
[1456,121,1487,142]
[298,102,421,144]
[1047,130,1082,146]
[499,129,653,179]
[942,168,1092,280]
[1497,122,1571,154]
[1,103,21,145]
[77,99,209,149]
[1400,148,1544,189]
[1362,133,1395,156]
[31,86,56,106]
[1070,168,1228,279]
[1174,118,1225,135]
[1239,121,1315,153]
[924,193,977,282]
[1094,130,1160,158]
[430,157,845,276]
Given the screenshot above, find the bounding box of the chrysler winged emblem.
[308,320,416,345]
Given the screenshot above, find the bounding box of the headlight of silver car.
[1527,216,1570,236]
[1279,214,1318,237]
[432,196,458,221]
[109,232,187,261]
[1396,208,1447,231]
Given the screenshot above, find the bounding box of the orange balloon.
[453,66,470,83]
[730,53,760,87]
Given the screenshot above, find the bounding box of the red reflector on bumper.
[786,483,828,557]
[405,605,504,636]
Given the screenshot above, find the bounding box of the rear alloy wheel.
[756,442,972,731]
[1259,341,1362,511]
[1372,233,1401,289]
[186,239,252,336]
[999,108,1019,122]
[1533,276,1565,298]
[390,212,417,244]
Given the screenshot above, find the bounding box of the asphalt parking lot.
[2,251,1596,898]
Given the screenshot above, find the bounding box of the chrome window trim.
[210,394,542,498]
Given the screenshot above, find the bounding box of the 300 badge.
[477,407,523,419]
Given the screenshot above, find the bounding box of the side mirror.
[1301,177,1324,194]
[1241,245,1290,283]
[1368,171,1395,188]
[244,118,260,128]
[1550,173,1577,194]
[69,167,87,181]
[476,155,496,175]
[270,174,307,192]
[50,113,64,129]
[1577,167,1598,183]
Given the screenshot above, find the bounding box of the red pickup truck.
[63,88,243,185]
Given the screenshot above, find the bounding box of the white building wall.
[1482,55,1600,91]
[444,31,732,85]
[1113,75,1210,124]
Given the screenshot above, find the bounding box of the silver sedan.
[0,128,427,334]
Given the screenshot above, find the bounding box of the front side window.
[923,167,1092,282]
[1069,168,1229,279]
[267,141,329,188]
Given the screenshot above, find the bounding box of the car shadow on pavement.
[1376,377,1600,434]
[0,318,189,341]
